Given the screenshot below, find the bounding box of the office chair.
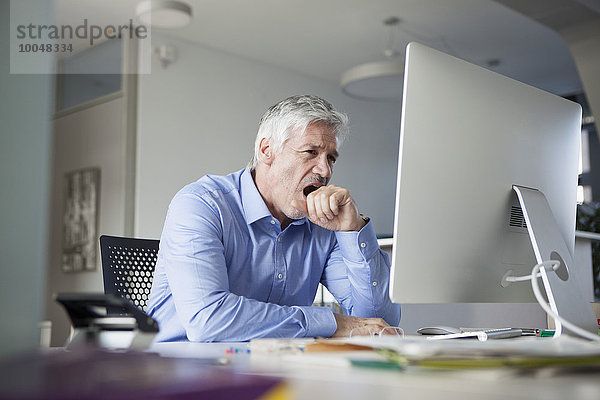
[99,235,159,312]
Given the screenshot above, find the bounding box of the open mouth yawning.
[303,185,320,198]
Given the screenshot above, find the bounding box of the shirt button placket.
[277,234,284,282]
[272,232,285,301]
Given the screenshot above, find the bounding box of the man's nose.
[313,155,332,178]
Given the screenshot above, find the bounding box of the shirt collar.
[240,168,309,228]
[240,168,275,225]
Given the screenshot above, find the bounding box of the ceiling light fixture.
[136,0,192,28]
[341,17,404,101]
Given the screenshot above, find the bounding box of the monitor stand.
[512,185,597,337]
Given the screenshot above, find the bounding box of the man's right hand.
[331,313,391,337]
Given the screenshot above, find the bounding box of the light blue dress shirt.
[147,168,401,342]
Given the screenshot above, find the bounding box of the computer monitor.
[389,42,597,335]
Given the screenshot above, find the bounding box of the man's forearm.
[329,221,401,326]
[176,291,337,342]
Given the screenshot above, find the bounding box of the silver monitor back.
[390,42,583,306]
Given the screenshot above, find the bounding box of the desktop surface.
[0,346,280,400]
[147,336,600,400]
[4,338,600,400]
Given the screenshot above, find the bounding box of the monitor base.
[513,185,597,337]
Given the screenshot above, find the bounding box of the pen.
[517,328,540,336]
[461,328,540,336]
[428,329,523,341]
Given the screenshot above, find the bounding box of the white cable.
[504,261,559,283]
[529,261,600,342]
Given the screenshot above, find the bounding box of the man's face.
[269,122,339,220]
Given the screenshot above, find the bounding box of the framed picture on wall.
[62,167,101,273]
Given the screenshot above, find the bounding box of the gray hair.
[247,95,349,170]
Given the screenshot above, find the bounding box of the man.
[147,95,401,342]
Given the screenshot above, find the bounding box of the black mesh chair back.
[100,235,159,312]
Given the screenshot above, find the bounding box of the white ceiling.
[55,0,599,96]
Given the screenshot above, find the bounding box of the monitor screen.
[389,43,587,315]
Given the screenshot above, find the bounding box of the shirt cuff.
[334,220,379,263]
[298,306,337,338]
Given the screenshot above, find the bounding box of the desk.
[149,338,600,400]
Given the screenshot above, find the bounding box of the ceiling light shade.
[341,61,404,101]
[136,0,192,28]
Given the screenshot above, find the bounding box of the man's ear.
[258,137,274,166]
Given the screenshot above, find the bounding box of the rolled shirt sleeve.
[325,220,401,326]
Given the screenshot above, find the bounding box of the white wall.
[135,34,401,239]
[47,97,131,346]
[560,21,600,137]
